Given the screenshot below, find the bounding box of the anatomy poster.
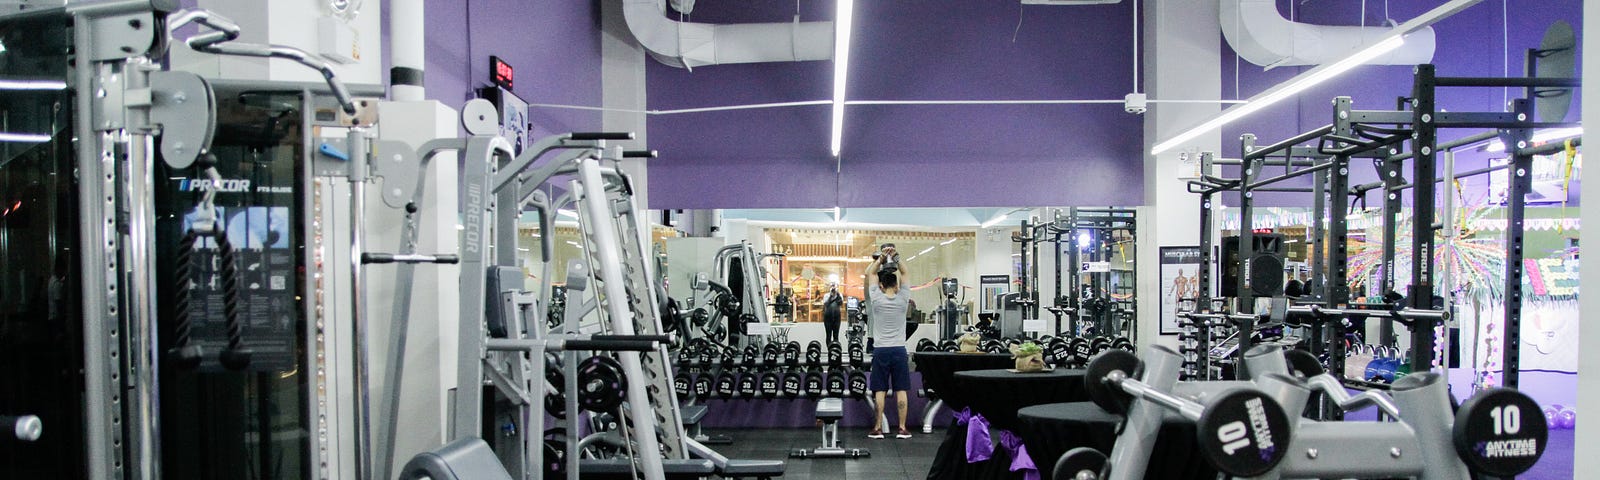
[1159,246,1204,335]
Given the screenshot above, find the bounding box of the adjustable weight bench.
[789,398,869,459]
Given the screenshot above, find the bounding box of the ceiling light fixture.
[1150,0,1481,156]
[829,0,855,157]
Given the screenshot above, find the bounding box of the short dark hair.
[878,271,898,289]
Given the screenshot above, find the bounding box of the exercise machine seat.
[398,437,514,480]
[681,404,709,425]
[816,397,844,420]
[723,459,786,476]
[576,458,716,479]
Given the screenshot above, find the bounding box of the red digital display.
[491,56,514,91]
[1251,228,1275,234]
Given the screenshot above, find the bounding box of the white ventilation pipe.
[622,0,833,69]
[1222,0,1436,68]
[389,0,425,100]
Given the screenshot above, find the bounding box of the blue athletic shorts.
[869,346,911,392]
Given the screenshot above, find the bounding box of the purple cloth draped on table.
[955,408,994,463]
[997,429,1040,480]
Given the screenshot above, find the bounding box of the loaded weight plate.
[1195,386,1292,478]
[576,355,628,413]
[1452,387,1547,477]
[804,371,825,398]
[694,374,714,400]
[848,371,870,398]
[545,366,567,419]
[759,371,782,398]
[784,342,801,365]
[674,373,694,402]
[1053,447,1107,480]
[1071,337,1093,366]
[827,371,848,397]
[1084,349,1140,415]
[737,372,758,398]
[762,344,781,365]
[782,371,804,397]
[716,372,737,399]
[1091,337,1111,356]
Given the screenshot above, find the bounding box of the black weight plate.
[804,371,825,398]
[848,371,870,398]
[782,371,804,398]
[1050,341,1072,367]
[1195,387,1292,478]
[784,342,801,365]
[759,371,782,398]
[917,338,936,352]
[1284,349,1324,379]
[716,372,737,399]
[1084,349,1140,415]
[1091,337,1111,356]
[694,374,714,400]
[545,365,566,419]
[827,371,848,397]
[543,440,564,475]
[576,355,628,413]
[744,345,761,367]
[1112,336,1134,353]
[737,372,758,398]
[1052,447,1107,480]
[981,339,1004,354]
[762,344,781,365]
[1452,387,1547,477]
[1071,337,1093,365]
[701,348,719,366]
[827,344,844,365]
[674,373,694,403]
[1041,344,1058,365]
[940,339,958,352]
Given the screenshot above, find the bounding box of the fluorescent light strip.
[0,79,67,91]
[0,132,51,143]
[1151,35,1405,155]
[940,238,958,246]
[918,246,934,256]
[829,0,854,157]
[1151,0,1484,155]
[1486,127,1583,153]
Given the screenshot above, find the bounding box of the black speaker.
[1220,234,1287,298]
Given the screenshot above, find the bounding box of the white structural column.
[603,0,652,210]
[1136,0,1222,350]
[1575,0,1598,471]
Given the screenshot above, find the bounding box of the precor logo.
[179,178,252,193]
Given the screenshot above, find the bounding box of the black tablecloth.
[951,368,1087,431]
[913,352,1013,409]
[1016,402,1217,480]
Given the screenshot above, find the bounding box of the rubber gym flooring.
[702,427,943,480]
[700,427,1577,480]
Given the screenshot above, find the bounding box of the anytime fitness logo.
[1246,398,1277,460]
[178,178,251,193]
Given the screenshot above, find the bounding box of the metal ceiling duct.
[622,0,834,69]
[1221,0,1436,68]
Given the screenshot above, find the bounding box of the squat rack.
[1183,62,1579,390]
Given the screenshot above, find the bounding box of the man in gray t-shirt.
[866,245,913,439]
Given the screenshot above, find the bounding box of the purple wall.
[1219,0,1583,207]
[647,1,1143,209]
[422,0,603,137]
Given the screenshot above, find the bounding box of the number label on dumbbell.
[1196,389,1290,477]
[1489,405,1521,435]
[1454,389,1546,477]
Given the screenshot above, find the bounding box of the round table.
[951,368,1088,430]
[1016,402,1216,480]
[912,352,1013,408]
